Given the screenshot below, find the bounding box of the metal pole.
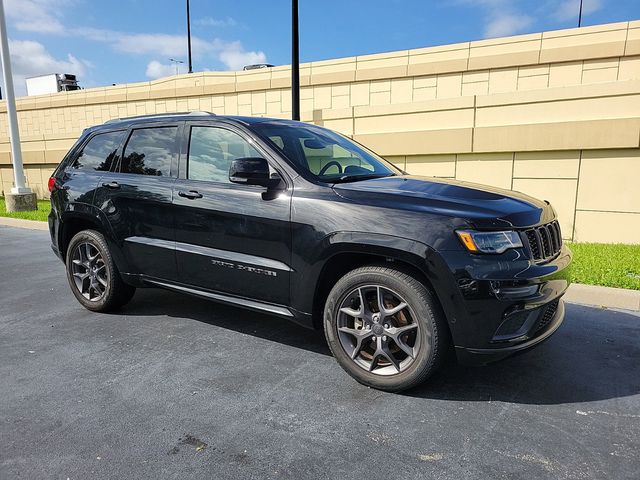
[578,0,583,27]
[0,0,28,193]
[291,0,300,121]
[186,0,193,73]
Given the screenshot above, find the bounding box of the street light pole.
[291,0,300,121]
[169,58,185,75]
[578,0,583,27]
[186,0,193,73]
[0,0,35,212]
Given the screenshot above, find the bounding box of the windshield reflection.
[251,122,400,183]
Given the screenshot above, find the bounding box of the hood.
[332,175,555,229]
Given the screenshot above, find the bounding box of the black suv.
[48,112,571,392]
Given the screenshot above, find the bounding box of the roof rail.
[104,111,215,124]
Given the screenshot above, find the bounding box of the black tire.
[324,265,448,392]
[65,229,136,312]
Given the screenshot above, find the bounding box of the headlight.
[456,230,523,254]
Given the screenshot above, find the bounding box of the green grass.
[568,242,640,291]
[0,197,50,222]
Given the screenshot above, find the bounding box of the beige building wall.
[1,20,639,243]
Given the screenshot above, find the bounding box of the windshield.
[251,122,401,183]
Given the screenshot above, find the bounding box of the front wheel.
[65,229,136,312]
[323,266,448,392]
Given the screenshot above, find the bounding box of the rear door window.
[121,127,178,177]
[71,131,125,171]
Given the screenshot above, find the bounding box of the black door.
[95,123,181,281]
[173,123,292,306]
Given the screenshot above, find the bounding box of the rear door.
[95,122,182,281]
[172,122,292,305]
[55,129,125,260]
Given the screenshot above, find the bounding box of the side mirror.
[229,157,278,188]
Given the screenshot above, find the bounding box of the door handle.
[178,190,203,199]
[101,181,120,189]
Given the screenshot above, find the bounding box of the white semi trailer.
[25,73,80,96]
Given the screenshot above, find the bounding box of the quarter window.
[187,126,262,183]
[71,131,124,171]
[121,127,177,177]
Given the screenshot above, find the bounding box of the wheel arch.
[304,233,456,333]
[58,205,118,263]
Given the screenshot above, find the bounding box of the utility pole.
[578,0,583,27]
[186,0,193,73]
[0,0,35,211]
[291,0,300,121]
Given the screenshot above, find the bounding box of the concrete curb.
[565,283,640,312]
[0,217,48,231]
[0,218,637,312]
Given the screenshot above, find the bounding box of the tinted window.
[72,131,124,171]
[121,127,177,177]
[188,126,262,183]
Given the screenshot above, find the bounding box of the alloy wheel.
[336,285,420,376]
[70,242,108,301]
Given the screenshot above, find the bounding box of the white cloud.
[3,40,90,95]
[75,28,267,74]
[146,60,182,79]
[73,28,194,58]
[553,0,603,23]
[218,41,267,70]
[4,0,67,33]
[2,5,267,86]
[113,33,215,58]
[485,12,533,38]
[195,16,237,28]
[457,0,534,38]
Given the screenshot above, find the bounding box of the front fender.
[289,231,462,334]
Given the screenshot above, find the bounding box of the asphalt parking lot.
[1,225,639,480]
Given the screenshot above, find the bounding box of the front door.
[173,123,292,306]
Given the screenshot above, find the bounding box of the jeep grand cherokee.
[48,112,572,392]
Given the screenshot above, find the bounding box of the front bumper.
[455,299,565,365]
[436,244,572,366]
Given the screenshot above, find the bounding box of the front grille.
[533,300,559,334]
[523,221,562,262]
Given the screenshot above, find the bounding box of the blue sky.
[4,0,640,95]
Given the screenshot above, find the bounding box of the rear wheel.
[324,266,447,392]
[65,229,135,312]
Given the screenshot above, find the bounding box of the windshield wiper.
[331,173,394,184]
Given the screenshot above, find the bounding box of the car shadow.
[119,287,332,356]
[405,304,640,405]
[120,289,640,406]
